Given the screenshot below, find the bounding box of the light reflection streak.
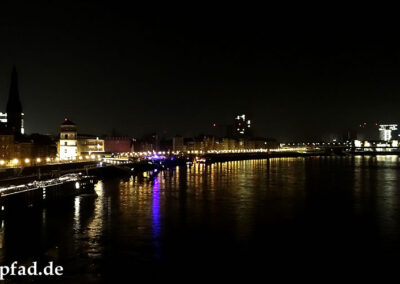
[81,181,105,259]
[152,177,162,260]
[73,196,80,232]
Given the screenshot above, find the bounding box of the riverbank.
[0,159,185,216]
[2,151,400,185]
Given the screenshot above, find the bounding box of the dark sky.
[0,2,398,141]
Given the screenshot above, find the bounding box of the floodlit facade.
[58,119,106,160]
[78,136,105,154]
[172,136,184,152]
[0,112,6,124]
[379,124,397,141]
[59,118,78,160]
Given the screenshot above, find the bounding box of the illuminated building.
[379,124,398,141]
[170,134,278,153]
[354,140,362,147]
[0,127,55,164]
[78,135,105,154]
[0,112,6,124]
[58,118,78,160]
[201,135,215,151]
[183,138,197,152]
[234,114,251,137]
[6,67,24,135]
[173,136,184,152]
[58,119,106,160]
[13,140,33,161]
[220,138,237,150]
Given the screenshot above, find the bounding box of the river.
[1,156,400,282]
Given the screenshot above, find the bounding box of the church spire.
[6,66,22,114]
[6,66,23,135]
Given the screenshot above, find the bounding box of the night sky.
[0,2,398,140]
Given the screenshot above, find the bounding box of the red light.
[212,123,216,127]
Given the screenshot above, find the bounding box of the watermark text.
[0,261,63,280]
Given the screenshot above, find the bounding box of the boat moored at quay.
[0,173,97,217]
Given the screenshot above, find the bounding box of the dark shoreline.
[2,152,400,185]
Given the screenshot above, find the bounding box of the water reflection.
[152,177,161,260]
[0,157,400,279]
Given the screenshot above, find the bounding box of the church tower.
[6,66,24,135]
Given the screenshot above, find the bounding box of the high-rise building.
[6,67,24,135]
[379,124,398,141]
[234,114,251,137]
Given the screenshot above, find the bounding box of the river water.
[1,156,400,282]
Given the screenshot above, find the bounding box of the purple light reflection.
[152,177,162,260]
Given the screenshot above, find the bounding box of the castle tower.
[6,66,24,135]
[59,118,78,160]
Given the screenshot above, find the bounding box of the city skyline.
[1,3,399,140]
[0,65,397,143]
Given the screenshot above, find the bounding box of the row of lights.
[0,157,53,166]
[118,151,171,157]
[270,148,308,152]
[282,142,353,146]
[0,154,102,167]
[116,149,280,156]
[282,141,399,147]
[206,149,270,154]
[0,145,331,167]
[60,154,102,161]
